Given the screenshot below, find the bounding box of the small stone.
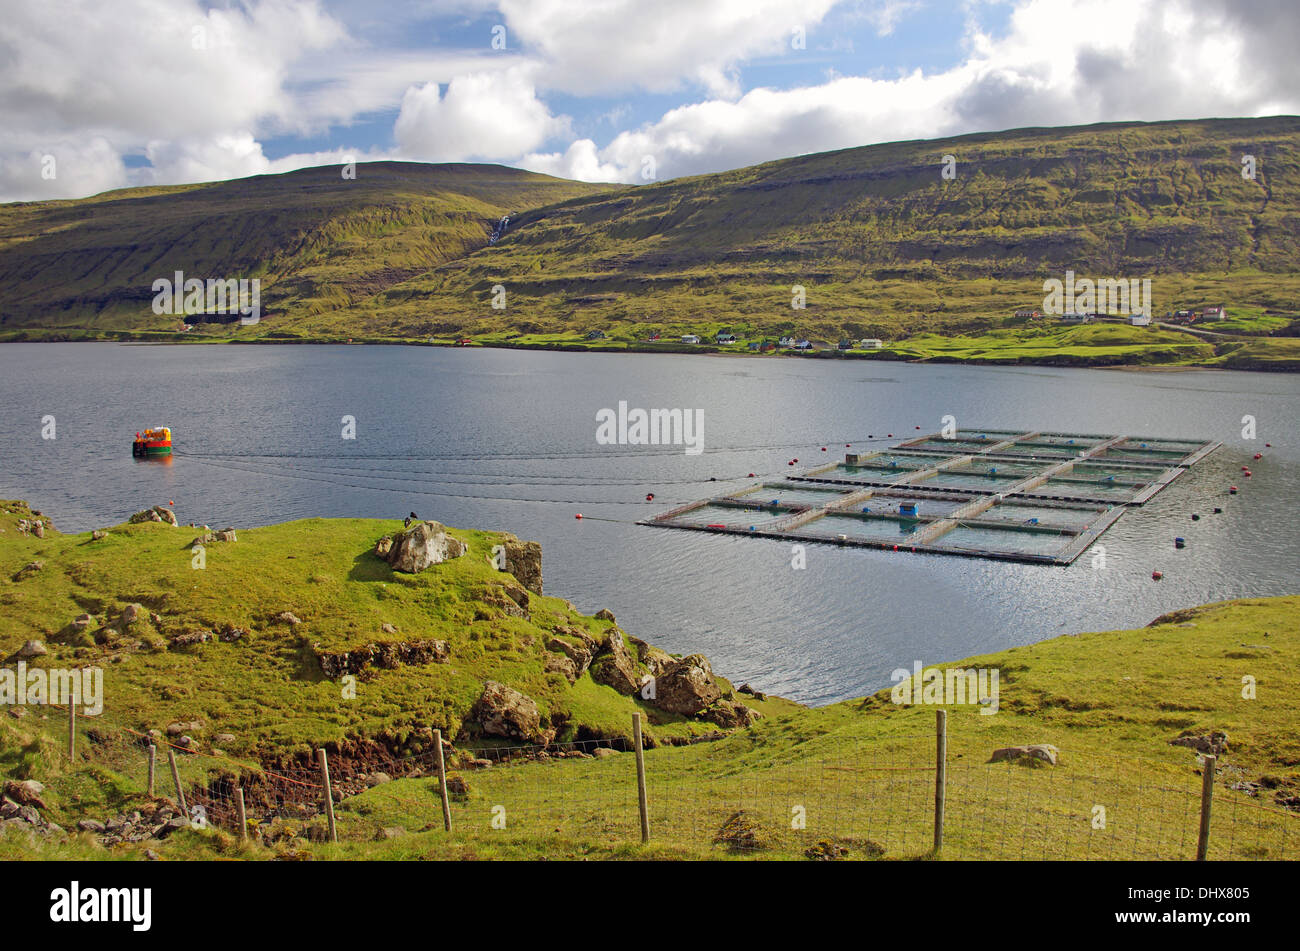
[381,623,397,634]
[78,818,106,833]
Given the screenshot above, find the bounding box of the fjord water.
[2,343,1296,705]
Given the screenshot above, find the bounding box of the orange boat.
[132,427,172,458]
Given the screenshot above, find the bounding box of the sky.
[2,0,1298,202]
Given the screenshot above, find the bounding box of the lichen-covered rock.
[316,639,450,678]
[384,521,467,573]
[705,699,761,729]
[589,628,640,695]
[1170,731,1228,757]
[652,654,722,715]
[546,636,592,677]
[500,535,543,595]
[629,635,675,677]
[991,744,1059,766]
[472,681,554,745]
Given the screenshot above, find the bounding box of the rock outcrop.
[990,744,1059,766]
[129,505,178,526]
[500,535,543,595]
[650,654,723,715]
[317,639,450,678]
[381,521,467,573]
[589,628,641,695]
[472,681,554,745]
[1169,731,1229,757]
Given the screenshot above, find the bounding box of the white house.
[680,334,701,344]
[778,336,796,347]
[1200,306,1226,321]
[1129,314,1152,326]
[858,338,884,349]
[794,339,813,350]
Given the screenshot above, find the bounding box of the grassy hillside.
[1,118,1299,368]
[1,500,1296,860]
[0,163,612,333]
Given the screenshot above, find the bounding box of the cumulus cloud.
[393,66,569,162]
[496,0,841,96]
[518,139,624,182]
[566,0,1300,183]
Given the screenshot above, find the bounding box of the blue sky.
[2,0,1296,201]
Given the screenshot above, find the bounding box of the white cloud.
[0,139,127,203]
[496,0,841,96]
[561,0,1300,183]
[393,66,569,162]
[518,139,624,182]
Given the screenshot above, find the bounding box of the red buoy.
[1254,453,1262,460]
[747,472,755,478]
[1229,486,1238,494]
[845,443,851,447]
[887,433,893,438]
[1244,470,1252,477]
[645,493,655,501]
[821,447,827,452]
[1152,570,1163,580]
[1242,465,1249,471]
[788,461,795,466]
[915,425,921,430]
[1266,443,1272,447]
[575,513,583,519]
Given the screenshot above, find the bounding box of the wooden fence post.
[147,744,156,797]
[167,747,187,814]
[433,728,452,832]
[1197,754,1216,861]
[632,712,649,844]
[317,748,338,844]
[67,698,76,761]
[933,709,947,855]
[235,787,247,840]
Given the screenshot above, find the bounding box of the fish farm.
[642,428,1220,565]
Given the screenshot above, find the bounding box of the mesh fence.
[31,703,1298,860]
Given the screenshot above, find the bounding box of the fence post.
[167,747,187,814]
[317,748,338,844]
[235,787,247,841]
[933,708,947,855]
[67,697,76,761]
[632,712,649,844]
[147,744,156,797]
[433,728,452,832]
[1196,754,1216,861]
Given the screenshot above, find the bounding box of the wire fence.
[29,702,1298,860]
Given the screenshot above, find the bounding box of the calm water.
[2,343,1296,705]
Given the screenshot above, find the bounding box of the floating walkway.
[641,428,1220,565]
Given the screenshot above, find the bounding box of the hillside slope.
[385,116,1300,342]
[1,118,1298,363]
[0,163,613,332]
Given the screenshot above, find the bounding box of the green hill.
[2,117,1299,367]
[1,500,1295,860]
[0,163,613,333]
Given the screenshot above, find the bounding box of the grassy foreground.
[1,501,1296,860]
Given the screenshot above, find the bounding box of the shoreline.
[2,331,1294,372]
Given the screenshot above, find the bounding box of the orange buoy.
[575,513,583,519]
[1152,570,1163,580]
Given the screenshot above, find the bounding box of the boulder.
[16,639,47,658]
[472,681,554,745]
[1170,731,1228,757]
[592,747,619,758]
[275,612,302,625]
[3,780,46,809]
[380,623,398,635]
[120,603,144,625]
[384,521,467,573]
[546,637,592,676]
[629,636,675,677]
[166,719,202,736]
[32,521,45,538]
[543,653,578,683]
[365,772,392,787]
[153,506,178,526]
[705,699,761,729]
[501,536,543,595]
[991,744,1059,766]
[91,530,107,541]
[129,508,163,524]
[594,608,617,622]
[651,654,722,715]
[589,628,641,695]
